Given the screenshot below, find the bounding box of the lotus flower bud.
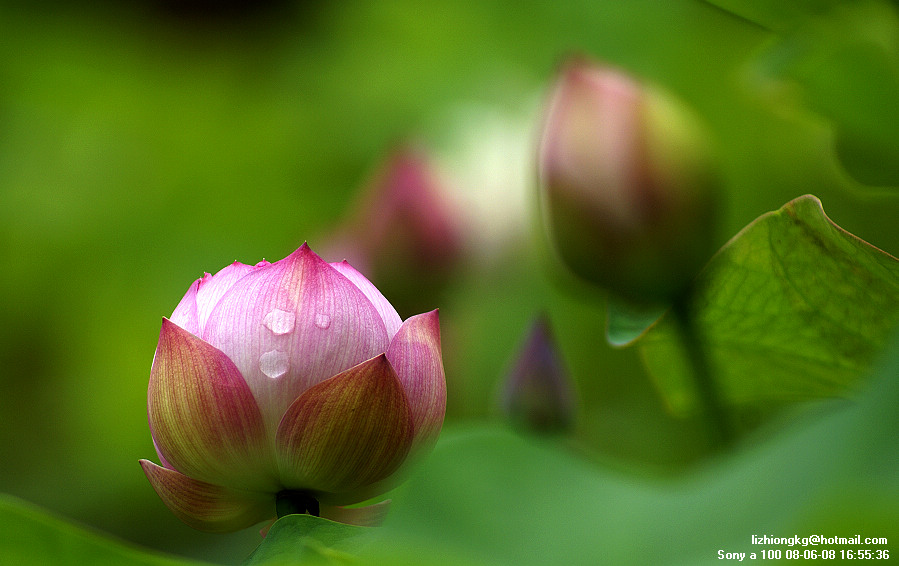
[538,58,719,303]
[500,315,576,434]
[324,146,463,315]
[140,243,446,532]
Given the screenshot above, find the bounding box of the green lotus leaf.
[640,194,899,414]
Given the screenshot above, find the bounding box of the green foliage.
[242,516,369,566]
[0,495,208,566]
[641,195,899,414]
[0,0,897,564]
[751,1,899,185]
[366,331,899,565]
[4,332,897,564]
[702,0,845,31]
[605,297,666,347]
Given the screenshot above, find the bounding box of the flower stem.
[671,292,734,450]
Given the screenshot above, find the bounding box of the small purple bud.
[500,315,577,434]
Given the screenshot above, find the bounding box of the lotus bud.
[140,243,446,532]
[538,57,719,303]
[324,145,463,315]
[500,315,576,434]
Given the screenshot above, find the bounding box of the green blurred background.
[1,0,897,563]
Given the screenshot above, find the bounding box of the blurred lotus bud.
[140,243,446,532]
[324,145,464,316]
[500,315,576,434]
[538,57,719,303]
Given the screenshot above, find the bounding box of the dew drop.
[263,309,296,335]
[259,350,289,379]
[314,313,331,329]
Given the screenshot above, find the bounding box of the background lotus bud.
[140,243,446,532]
[500,315,576,434]
[538,58,719,303]
[323,145,464,317]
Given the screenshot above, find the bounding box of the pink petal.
[330,260,402,339]
[194,261,268,335]
[149,318,276,491]
[274,354,413,502]
[320,500,391,527]
[170,261,270,337]
[152,436,174,470]
[386,310,446,455]
[201,244,391,432]
[170,274,207,335]
[140,460,273,533]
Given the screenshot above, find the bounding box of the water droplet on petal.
[263,309,296,335]
[259,350,289,379]
[314,313,331,329]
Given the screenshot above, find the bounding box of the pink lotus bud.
[500,315,576,434]
[323,145,464,315]
[140,244,446,532]
[538,58,719,303]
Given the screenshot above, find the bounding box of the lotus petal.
[193,261,268,335]
[140,460,273,533]
[320,500,391,527]
[202,243,391,431]
[170,274,207,336]
[330,260,402,338]
[149,319,275,491]
[151,436,174,470]
[275,354,413,500]
[386,310,446,454]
